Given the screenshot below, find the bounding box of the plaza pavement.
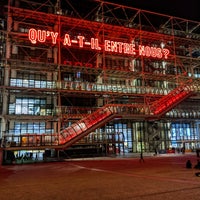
[0,153,200,200]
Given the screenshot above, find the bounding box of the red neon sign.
[29,28,58,44]
[28,28,170,59]
[139,45,170,59]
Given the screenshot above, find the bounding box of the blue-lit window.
[14,98,46,115]
[171,122,199,142]
[13,122,52,135]
[76,71,81,79]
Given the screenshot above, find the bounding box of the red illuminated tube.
[28,28,170,59]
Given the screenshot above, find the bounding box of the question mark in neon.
[162,48,170,59]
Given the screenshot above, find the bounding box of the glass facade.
[0,0,200,164]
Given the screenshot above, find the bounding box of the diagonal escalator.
[149,81,194,116]
[58,104,145,149]
[4,80,196,150]
[59,81,195,149]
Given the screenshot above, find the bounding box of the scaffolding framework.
[0,0,200,161]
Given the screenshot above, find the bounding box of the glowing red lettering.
[51,32,58,44]
[156,48,162,59]
[124,43,136,55]
[63,34,71,46]
[139,45,145,56]
[130,44,136,55]
[105,40,136,55]
[77,36,85,47]
[124,43,129,54]
[38,30,46,43]
[139,45,168,59]
[28,28,58,44]
[110,41,118,52]
[91,38,101,50]
[150,47,157,58]
[29,28,37,44]
[28,28,170,59]
[162,48,170,59]
[118,42,123,53]
[145,46,151,57]
[105,40,111,51]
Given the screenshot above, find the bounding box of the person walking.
[139,152,144,163]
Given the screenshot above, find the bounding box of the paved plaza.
[1,153,200,200]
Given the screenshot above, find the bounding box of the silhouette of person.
[186,160,192,169]
[139,152,144,163]
[194,159,200,169]
[196,149,200,157]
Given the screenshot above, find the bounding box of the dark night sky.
[0,0,199,22]
[107,0,199,21]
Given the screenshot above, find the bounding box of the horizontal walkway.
[65,152,195,161]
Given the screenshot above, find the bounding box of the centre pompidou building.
[0,0,200,164]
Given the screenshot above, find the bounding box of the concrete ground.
[0,153,200,200]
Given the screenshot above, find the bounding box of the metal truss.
[1,0,200,134]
